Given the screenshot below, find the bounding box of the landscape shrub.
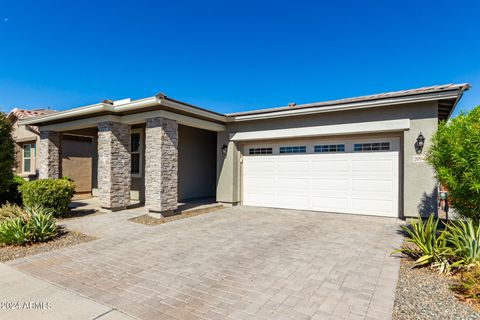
[0,205,57,245]
[451,265,480,300]
[0,175,27,205]
[0,202,27,220]
[396,216,480,273]
[447,219,480,266]
[0,112,15,205]
[427,105,480,220]
[395,215,453,273]
[19,178,75,217]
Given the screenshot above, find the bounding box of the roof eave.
[226,89,469,122]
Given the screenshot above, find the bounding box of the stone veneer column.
[145,117,178,214]
[39,131,62,179]
[97,122,131,210]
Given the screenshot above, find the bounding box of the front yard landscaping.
[394,252,480,320]
[130,204,224,225]
[0,228,95,262]
[393,216,480,319]
[0,177,96,262]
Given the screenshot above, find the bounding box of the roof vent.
[102,99,114,105]
[155,92,167,100]
[288,102,296,107]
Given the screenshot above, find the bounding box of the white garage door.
[242,138,399,217]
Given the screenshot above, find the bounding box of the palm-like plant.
[446,219,480,267]
[394,215,453,273]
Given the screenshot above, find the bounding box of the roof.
[226,83,471,119]
[7,108,56,121]
[18,83,470,127]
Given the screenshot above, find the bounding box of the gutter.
[19,96,227,126]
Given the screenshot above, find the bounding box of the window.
[279,146,306,154]
[314,144,345,153]
[22,143,36,173]
[249,147,273,155]
[131,130,143,176]
[354,142,390,152]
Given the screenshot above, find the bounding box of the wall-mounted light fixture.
[415,132,425,154]
[221,144,228,156]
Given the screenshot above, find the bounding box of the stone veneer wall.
[145,117,178,213]
[97,122,131,209]
[39,131,62,179]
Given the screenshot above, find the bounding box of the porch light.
[415,132,425,154]
[221,144,228,156]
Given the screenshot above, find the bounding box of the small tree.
[427,105,480,220]
[0,112,15,204]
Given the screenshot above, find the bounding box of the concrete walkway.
[6,206,403,320]
[0,263,135,320]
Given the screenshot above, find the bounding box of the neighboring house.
[18,83,470,218]
[8,108,94,195]
[8,108,55,180]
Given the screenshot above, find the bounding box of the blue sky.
[0,0,479,116]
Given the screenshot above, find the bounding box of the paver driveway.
[8,206,403,320]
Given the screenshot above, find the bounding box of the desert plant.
[20,178,75,217]
[0,203,26,220]
[0,112,15,205]
[0,217,30,245]
[25,206,57,242]
[0,205,57,245]
[447,219,480,267]
[394,215,453,273]
[427,105,480,220]
[451,265,480,300]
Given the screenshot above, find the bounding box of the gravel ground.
[130,205,223,225]
[0,229,96,262]
[394,257,480,320]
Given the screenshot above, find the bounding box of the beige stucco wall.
[11,121,40,178]
[217,101,439,218]
[178,125,217,201]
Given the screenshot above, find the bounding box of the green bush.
[0,205,57,245]
[20,178,75,217]
[0,203,26,221]
[0,112,15,205]
[427,105,480,220]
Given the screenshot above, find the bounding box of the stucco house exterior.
[8,108,94,194]
[18,83,470,218]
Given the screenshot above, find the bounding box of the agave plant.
[25,205,57,242]
[0,217,30,245]
[446,219,480,267]
[394,215,453,273]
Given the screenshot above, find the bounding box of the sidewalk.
[0,263,136,320]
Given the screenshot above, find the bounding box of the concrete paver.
[7,206,403,319]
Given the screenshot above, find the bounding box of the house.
[8,108,94,195]
[18,83,470,218]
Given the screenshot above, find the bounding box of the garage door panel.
[352,179,394,192]
[351,198,394,214]
[352,159,394,173]
[311,160,348,172]
[243,138,399,217]
[311,179,348,191]
[276,161,310,174]
[277,178,311,190]
[311,196,349,210]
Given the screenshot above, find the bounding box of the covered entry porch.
[27,96,225,214]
